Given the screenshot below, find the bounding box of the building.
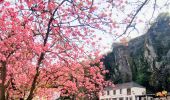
[99,82,146,100]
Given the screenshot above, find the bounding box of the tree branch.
[116,0,149,39]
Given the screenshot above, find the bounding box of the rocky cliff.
[103,13,170,92]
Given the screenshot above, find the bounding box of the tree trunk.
[0,61,7,100]
[26,70,39,100]
[26,53,44,100]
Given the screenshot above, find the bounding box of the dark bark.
[26,53,44,100]
[0,61,7,100]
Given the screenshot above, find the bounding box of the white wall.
[131,87,146,100]
[99,87,146,100]
[131,87,146,95]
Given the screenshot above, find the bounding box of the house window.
[102,91,105,96]
[120,89,122,94]
[129,97,132,100]
[150,98,153,100]
[127,88,131,95]
[113,90,116,95]
[119,97,123,100]
[112,98,117,100]
[126,97,128,100]
[107,91,110,95]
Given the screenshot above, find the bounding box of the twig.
[116,0,150,40]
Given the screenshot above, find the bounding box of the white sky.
[4,0,170,54]
[97,0,170,54]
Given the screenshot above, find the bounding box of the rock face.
[112,44,132,82]
[103,13,170,92]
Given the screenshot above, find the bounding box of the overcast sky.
[4,0,170,54]
[97,0,170,53]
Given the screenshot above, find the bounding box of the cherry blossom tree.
[0,0,114,100]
